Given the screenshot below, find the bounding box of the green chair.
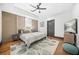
[63,43,79,55]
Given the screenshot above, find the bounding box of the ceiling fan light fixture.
[39,10,41,13]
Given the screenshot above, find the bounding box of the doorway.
[47,20,55,36]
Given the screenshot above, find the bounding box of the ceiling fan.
[30,3,46,13]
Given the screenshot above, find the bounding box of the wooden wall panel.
[32,20,38,32]
[2,12,17,43]
[17,16,25,30]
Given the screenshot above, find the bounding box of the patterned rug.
[11,38,59,55]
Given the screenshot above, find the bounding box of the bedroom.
[0,3,79,55]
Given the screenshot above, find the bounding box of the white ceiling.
[14,3,75,20]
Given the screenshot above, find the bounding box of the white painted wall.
[73,4,79,48]
[38,19,47,35]
[38,10,73,37]
[53,10,73,37]
[37,3,74,37]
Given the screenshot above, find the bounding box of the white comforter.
[20,32,46,48]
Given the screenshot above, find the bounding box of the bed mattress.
[20,32,46,48]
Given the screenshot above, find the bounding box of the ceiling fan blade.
[31,9,37,12]
[39,8,46,10]
[38,3,41,6]
[30,4,37,8]
[37,5,39,8]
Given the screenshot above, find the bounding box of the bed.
[20,32,46,48]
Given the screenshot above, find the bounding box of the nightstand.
[11,34,20,41]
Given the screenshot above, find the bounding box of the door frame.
[47,19,55,36]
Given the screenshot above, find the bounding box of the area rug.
[10,38,59,55]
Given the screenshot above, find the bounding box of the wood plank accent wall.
[32,20,38,32]
[2,12,17,43]
[17,16,25,31]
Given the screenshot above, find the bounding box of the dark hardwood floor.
[0,36,70,55]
